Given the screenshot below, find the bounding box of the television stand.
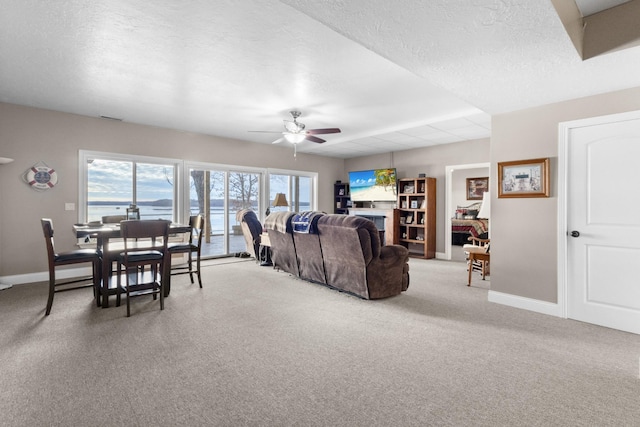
[349,208,399,246]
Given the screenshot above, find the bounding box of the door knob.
[570,230,580,237]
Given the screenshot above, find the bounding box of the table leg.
[259,245,273,266]
[163,253,171,297]
[99,236,110,308]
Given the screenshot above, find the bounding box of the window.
[268,170,316,212]
[80,151,181,223]
[80,152,317,258]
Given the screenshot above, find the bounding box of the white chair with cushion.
[464,236,490,286]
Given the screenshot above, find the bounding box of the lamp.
[272,193,289,208]
[477,191,490,219]
[0,157,14,290]
[283,133,306,144]
[266,193,289,217]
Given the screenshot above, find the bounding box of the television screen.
[348,168,398,202]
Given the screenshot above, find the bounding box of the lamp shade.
[477,191,490,219]
[272,193,289,207]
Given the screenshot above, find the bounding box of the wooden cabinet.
[396,177,436,258]
[334,182,350,214]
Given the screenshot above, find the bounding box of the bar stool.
[117,219,170,317]
[167,214,204,287]
[41,218,102,315]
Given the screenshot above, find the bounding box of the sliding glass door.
[188,166,261,257]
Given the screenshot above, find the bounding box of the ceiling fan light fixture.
[283,133,306,144]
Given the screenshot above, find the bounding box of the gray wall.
[5,83,640,308]
[0,103,344,276]
[452,167,489,212]
[344,85,640,306]
[344,139,491,254]
[491,85,640,303]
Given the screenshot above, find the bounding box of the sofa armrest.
[378,244,409,264]
[366,244,410,298]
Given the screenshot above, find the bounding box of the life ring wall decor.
[24,162,58,191]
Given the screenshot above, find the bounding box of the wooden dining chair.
[167,214,204,287]
[41,218,102,315]
[116,219,170,317]
[99,215,128,278]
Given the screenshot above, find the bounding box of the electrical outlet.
[65,203,75,211]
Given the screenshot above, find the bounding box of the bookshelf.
[396,177,436,258]
[334,182,350,214]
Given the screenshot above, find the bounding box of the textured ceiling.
[1,1,639,158]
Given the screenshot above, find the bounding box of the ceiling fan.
[250,111,341,145]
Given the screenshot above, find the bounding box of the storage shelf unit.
[396,177,436,259]
[334,182,350,214]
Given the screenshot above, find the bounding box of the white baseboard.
[435,251,446,260]
[488,290,564,318]
[0,266,93,286]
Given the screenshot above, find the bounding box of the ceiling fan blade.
[271,137,285,144]
[305,135,325,144]
[249,130,282,133]
[306,128,341,135]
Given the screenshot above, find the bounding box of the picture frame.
[498,158,550,198]
[401,200,408,209]
[466,177,489,200]
[405,215,413,224]
[410,200,418,209]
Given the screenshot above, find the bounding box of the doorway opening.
[444,162,490,260]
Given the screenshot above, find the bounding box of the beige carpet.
[0,258,638,426]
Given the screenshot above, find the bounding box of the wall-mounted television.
[348,168,398,202]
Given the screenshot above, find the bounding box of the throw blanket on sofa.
[264,211,291,233]
[292,211,323,234]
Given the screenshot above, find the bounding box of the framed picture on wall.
[498,158,550,198]
[466,177,489,200]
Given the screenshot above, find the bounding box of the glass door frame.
[184,161,267,257]
[266,168,318,215]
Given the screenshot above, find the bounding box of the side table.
[259,232,273,266]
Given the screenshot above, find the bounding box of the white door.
[567,115,640,334]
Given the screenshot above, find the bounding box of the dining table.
[73,222,191,308]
